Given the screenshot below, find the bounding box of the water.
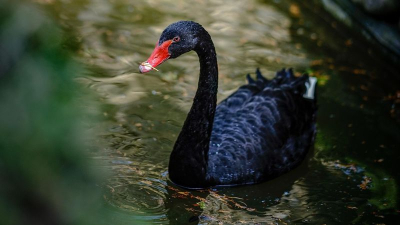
[38,0,400,224]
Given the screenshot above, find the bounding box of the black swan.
[139,21,317,189]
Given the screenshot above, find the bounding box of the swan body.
[139,21,317,189]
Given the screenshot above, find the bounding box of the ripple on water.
[105,158,169,222]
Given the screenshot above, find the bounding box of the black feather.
[256,68,266,82]
[246,74,255,84]
[209,68,316,185]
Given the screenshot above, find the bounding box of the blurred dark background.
[0,0,106,224]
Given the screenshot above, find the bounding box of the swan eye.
[172,36,180,43]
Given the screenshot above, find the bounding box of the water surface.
[39,0,400,224]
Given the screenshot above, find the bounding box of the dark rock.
[322,0,400,64]
[352,0,400,16]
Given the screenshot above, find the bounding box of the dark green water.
[38,0,399,224]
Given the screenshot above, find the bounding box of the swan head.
[139,21,204,73]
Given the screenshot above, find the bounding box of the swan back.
[207,69,317,186]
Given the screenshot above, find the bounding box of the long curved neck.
[169,34,218,188]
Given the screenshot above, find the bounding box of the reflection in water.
[37,0,400,224]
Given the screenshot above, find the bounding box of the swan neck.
[169,36,218,187]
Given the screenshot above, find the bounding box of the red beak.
[139,40,173,73]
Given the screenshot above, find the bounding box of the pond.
[39,0,399,224]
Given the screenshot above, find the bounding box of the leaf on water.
[311,59,324,66]
[345,39,353,47]
[197,201,206,209]
[353,69,367,75]
[289,4,300,17]
[359,176,372,190]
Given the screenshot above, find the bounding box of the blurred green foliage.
[0,0,105,224]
